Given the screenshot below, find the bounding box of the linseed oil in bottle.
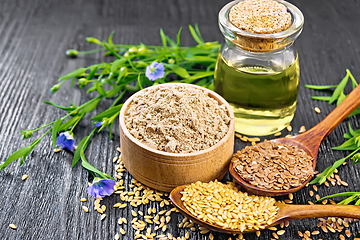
[216,0,304,136]
[214,54,299,136]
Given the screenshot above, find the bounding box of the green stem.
[111,90,127,107]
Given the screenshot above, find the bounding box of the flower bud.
[120,67,128,73]
[49,84,61,94]
[86,37,103,45]
[65,49,78,57]
[128,47,138,54]
[138,47,147,53]
[168,58,175,64]
[78,78,88,86]
[136,61,147,68]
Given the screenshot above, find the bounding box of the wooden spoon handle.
[277,203,360,222]
[293,84,360,156]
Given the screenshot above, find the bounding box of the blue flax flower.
[146,62,165,81]
[94,121,103,127]
[56,132,75,151]
[87,178,116,199]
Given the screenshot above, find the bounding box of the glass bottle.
[214,0,304,136]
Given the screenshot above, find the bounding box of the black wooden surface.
[1,0,360,239]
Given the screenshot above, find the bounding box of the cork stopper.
[228,0,293,52]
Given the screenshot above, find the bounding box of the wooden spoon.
[170,185,360,234]
[230,83,360,196]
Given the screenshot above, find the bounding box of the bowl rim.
[119,83,235,157]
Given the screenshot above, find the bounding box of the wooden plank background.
[1,0,360,239]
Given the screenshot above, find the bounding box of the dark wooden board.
[1,0,360,239]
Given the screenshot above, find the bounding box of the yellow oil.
[214,54,299,136]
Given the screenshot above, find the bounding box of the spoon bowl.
[170,184,360,234]
[230,84,360,196]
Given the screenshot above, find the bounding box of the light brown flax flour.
[229,0,291,34]
[124,85,230,153]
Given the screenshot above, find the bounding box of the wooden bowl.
[119,83,235,192]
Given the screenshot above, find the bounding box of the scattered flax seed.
[313,185,318,192]
[53,148,61,153]
[309,190,314,197]
[286,125,292,132]
[272,232,279,239]
[314,107,321,113]
[256,230,261,237]
[285,221,289,227]
[114,233,120,240]
[274,132,281,137]
[100,214,106,220]
[315,194,320,201]
[9,224,17,230]
[120,228,125,235]
[268,227,277,231]
[288,193,293,200]
[82,206,89,213]
[279,222,284,228]
[339,234,345,240]
[312,230,320,235]
[80,198,87,202]
[298,231,303,237]
[277,230,285,235]
[117,147,121,153]
[235,133,242,139]
[308,201,314,205]
[299,126,306,133]
[209,233,214,240]
[345,230,351,237]
[21,174,28,180]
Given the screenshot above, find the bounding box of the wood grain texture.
[0,0,360,239]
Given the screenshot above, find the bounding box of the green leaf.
[339,195,357,205]
[96,82,107,97]
[72,136,89,167]
[332,138,357,150]
[79,97,102,114]
[163,63,190,78]
[329,73,349,104]
[160,29,167,48]
[1,146,32,170]
[355,198,360,205]
[52,119,62,148]
[189,25,204,44]
[87,66,99,80]
[108,31,115,47]
[102,41,121,59]
[43,101,77,112]
[346,69,358,88]
[304,84,338,90]
[310,96,332,101]
[318,192,359,201]
[194,24,204,43]
[309,165,334,185]
[336,91,346,106]
[348,107,360,118]
[59,116,82,132]
[176,27,182,48]
[348,122,358,137]
[110,58,126,73]
[137,73,143,90]
[59,68,87,81]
